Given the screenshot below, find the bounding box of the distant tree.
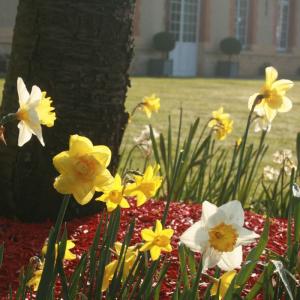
[220,37,242,62]
[0,0,136,221]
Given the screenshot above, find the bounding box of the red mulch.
[0,200,288,299]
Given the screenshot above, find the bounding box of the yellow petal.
[162,244,172,252]
[265,66,278,87]
[53,175,75,195]
[53,151,72,174]
[92,146,112,167]
[139,241,152,252]
[69,135,94,157]
[135,191,147,207]
[120,198,130,209]
[278,96,292,113]
[102,260,118,292]
[248,93,261,110]
[162,228,174,239]
[94,169,114,191]
[272,79,294,94]
[150,245,161,261]
[155,220,163,234]
[72,183,95,205]
[106,200,118,212]
[263,105,277,122]
[141,229,155,241]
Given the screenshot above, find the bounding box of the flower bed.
[0,199,288,299]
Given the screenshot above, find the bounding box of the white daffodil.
[253,112,271,133]
[180,200,259,271]
[16,77,44,146]
[133,125,159,157]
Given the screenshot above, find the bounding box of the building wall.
[132,0,300,78]
[0,0,300,77]
[0,0,18,54]
[131,0,166,75]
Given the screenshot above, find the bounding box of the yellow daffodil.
[210,270,237,299]
[35,91,56,127]
[102,242,138,292]
[15,77,56,147]
[140,220,173,261]
[141,94,160,118]
[26,269,43,291]
[96,174,130,212]
[180,201,259,271]
[41,239,76,261]
[248,66,293,122]
[53,134,113,204]
[125,164,162,206]
[208,107,233,141]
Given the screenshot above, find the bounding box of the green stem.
[0,113,17,126]
[232,95,263,200]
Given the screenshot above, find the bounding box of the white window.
[169,0,199,42]
[276,0,290,51]
[235,0,249,48]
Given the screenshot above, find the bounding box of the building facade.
[132,0,300,77]
[1,0,300,77]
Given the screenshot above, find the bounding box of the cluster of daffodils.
[264,149,297,181]
[208,107,233,141]
[53,134,163,208]
[102,220,174,292]
[27,239,76,291]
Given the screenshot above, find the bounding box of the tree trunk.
[0,0,135,221]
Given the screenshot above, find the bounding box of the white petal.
[248,93,260,110]
[201,201,218,224]
[29,85,42,106]
[179,222,209,252]
[17,77,29,105]
[277,96,292,113]
[217,246,242,271]
[206,209,227,228]
[17,121,33,146]
[219,200,244,227]
[236,227,259,246]
[202,247,222,272]
[26,109,45,146]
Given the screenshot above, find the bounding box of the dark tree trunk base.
[0,0,135,221]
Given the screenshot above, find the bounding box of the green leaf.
[0,243,3,268]
[236,218,269,288]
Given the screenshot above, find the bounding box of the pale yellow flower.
[53,135,113,204]
[248,66,293,122]
[208,107,233,141]
[210,270,237,299]
[102,242,138,292]
[125,164,162,206]
[41,239,76,261]
[26,269,43,291]
[96,174,130,212]
[141,94,160,118]
[140,220,173,261]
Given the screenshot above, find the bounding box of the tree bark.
[0,0,135,221]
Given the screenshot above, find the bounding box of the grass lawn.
[1,77,299,168]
